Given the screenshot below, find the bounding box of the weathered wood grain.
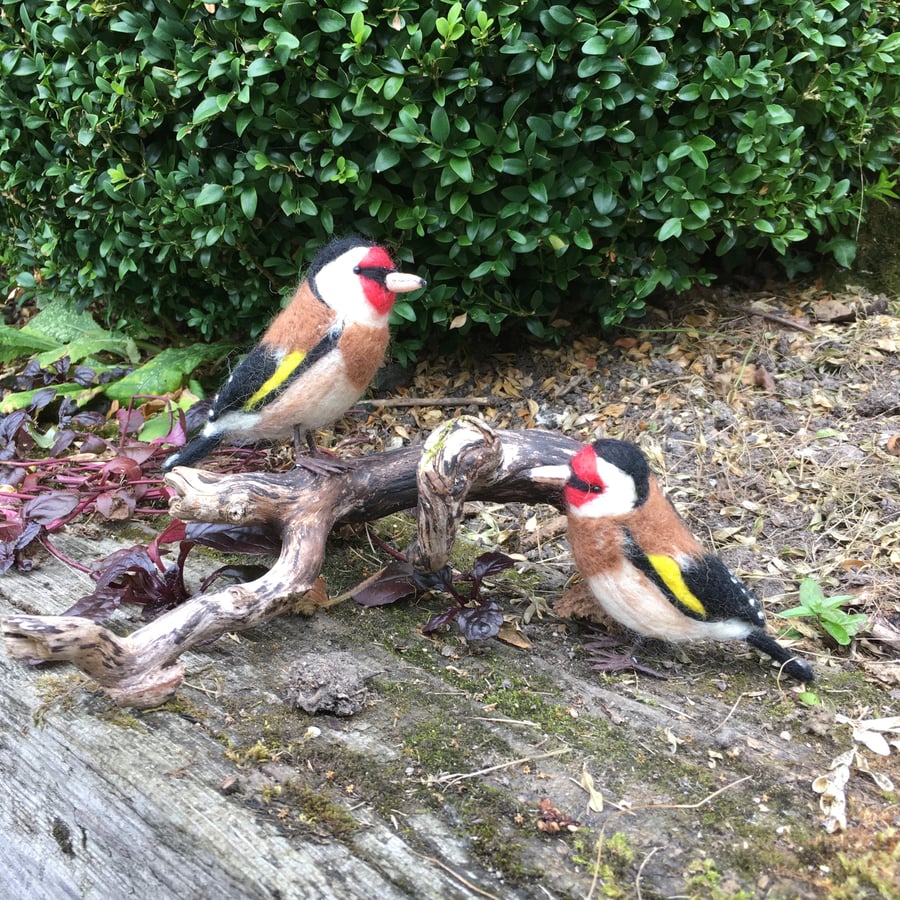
[1,525,847,899]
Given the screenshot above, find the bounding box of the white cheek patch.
[568,456,638,519]
[314,247,388,328]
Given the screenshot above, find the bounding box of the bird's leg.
[583,631,669,679]
[304,429,317,456]
[290,425,348,475]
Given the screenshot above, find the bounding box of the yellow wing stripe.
[646,554,707,617]
[245,350,307,410]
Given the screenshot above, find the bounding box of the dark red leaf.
[49,429,76,457]
[0,410,28,443]
[168,540,195,605]
[421,606,459,633]
[412,565,456,593]
[14,520,41,550]
[457,602,503,641]
[156,411,187,449]
[185,522,281,555]
[22,491,80,525]
[61,586,127,621]
[72,411,106,428]
[62,545,166,621]
[116,408,144,434]
[353,559,419,607]
[147,519,187,569]
[184,399,213,435]
[72,365,96,386]
[78,435,108,454]
[0,543,15,575]
[0,467,25,487]
[90,545,162,584]
[101,456,142,482]
[27,387,57,413]
[472,551,515,581]
[119,443,155,466]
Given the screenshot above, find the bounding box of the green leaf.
[1,382,102,415]
[196,183,226,207]
[35,337,138,368]
[0,322,59,364]
[374,145,401,172]
[138,389,202,442]
[240,186,258,220]
[823,621,851,645]
[449,157,473,183]
[390,300,417,322]
[658,218,683,240]
[12,303,140,365]
[192,95,223,125]
[798,577,824,610]
[316,9,347,33]
[592,183,616,215]
[632,46,663,66]
[776,606,808,619]
[430,107,450,144]
[581,36,608,55]
[248,57,280,78]
[103,344,232,402]
[822,235,857,268]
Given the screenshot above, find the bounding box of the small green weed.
[778,578,867,646]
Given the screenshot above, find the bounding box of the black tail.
[746,630,814,682]
[161,433,223,473]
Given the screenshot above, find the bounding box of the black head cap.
[591,439,651,506]
[307,236,375,280]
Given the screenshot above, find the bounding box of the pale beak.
[528,464,572,486]
[385,272,427,293]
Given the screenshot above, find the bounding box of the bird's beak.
[528,464,571,486]
[385,272,427,293]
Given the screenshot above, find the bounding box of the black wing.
[679,553,766,628]
[209,328,342,421]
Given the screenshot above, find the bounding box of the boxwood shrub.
[1,0,898,351]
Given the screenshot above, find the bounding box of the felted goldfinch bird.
[162,237,425,472]
[559,439,814,681]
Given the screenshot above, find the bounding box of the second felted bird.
[163,236,425,472]
[550,439,814,682]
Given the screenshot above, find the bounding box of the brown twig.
[435,747,571,788]
[358,396,494,408]
[725,303,816,335]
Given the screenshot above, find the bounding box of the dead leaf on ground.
[496,621,532,650]
[814,296,858,323]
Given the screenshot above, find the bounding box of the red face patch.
[564,445,605,508]
[357,246,396,315]
[361,246,394,269]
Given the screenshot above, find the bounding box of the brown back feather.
[262,280,336,352]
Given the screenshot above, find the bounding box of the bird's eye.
[353,265,361,274]
[590,484,604,493]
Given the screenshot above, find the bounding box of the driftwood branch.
[2,418,577,707]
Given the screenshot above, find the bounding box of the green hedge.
[1,0,898,352]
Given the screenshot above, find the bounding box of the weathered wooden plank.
[0,527,875,899]
[0,533,491,898]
